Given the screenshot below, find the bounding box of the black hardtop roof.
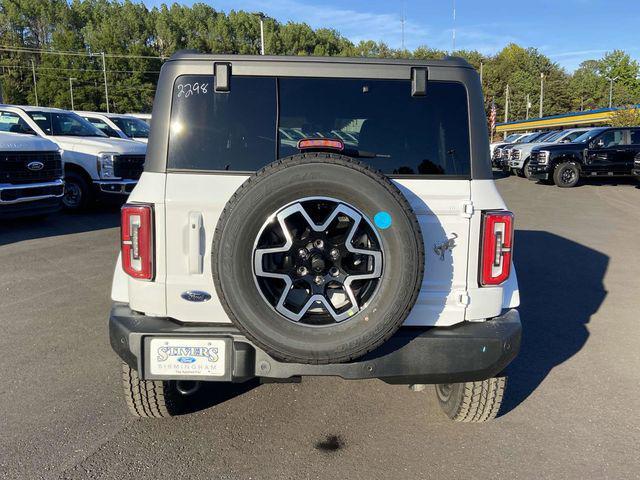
[167,51,473,69]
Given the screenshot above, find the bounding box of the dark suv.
[528,127,640,187]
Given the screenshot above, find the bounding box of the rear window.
[168,75,470,176]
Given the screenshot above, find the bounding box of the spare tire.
[212,153,424,364]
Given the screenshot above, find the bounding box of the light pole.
[526,93,531,120]
[605,76,619,108]
[91,52,109,112]
[539,72,544,118]
[30,58,38,106]
[69,77,76,110]
[504,84,510,124]
[253,13,266,55]
[452,0,456,51]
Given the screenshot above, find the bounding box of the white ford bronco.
[110,54,521,422]
[0,130,64,218]
[0,105,147,210]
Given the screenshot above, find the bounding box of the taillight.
[480,211,514,286]
[121,203,154,280]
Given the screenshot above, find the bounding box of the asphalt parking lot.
[1,175,639,480]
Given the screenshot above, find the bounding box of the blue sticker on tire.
[374,211,392,229]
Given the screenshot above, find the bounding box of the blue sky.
[143,0,640,71]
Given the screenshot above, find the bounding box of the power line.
[0,64,160,74]
[0,45,165,60]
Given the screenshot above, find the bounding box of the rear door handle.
[188,212,204,274]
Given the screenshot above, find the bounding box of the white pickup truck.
[75,111,150,144]
[0,130,64,218]
[0,105,146,210]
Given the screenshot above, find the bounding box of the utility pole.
[401,4,406,50]
[605,76,619,108]
[526,93,531,120]
[539,72,545,118]
[259,18,265,55]
[69,77,76,110]
[504,84,510,123]
[101,52,109,113]
[479,62,483,86]
[31,58,38,106]
[451,0,456,51]
[252,13,266,55]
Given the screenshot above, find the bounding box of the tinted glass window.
[86,117,120,137]
[597,129,626,147]
[573,128,606,144]
[0,111,34,134]
[278,78,469,175]
[629,129,640,144]
[541,131,563,142]
[565,130,587,142]
[111,116,150,138]
[168,76,470,176]
[168,76,277,171]
[27,111,106,137]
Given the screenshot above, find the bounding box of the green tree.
[596,50,640,106]
[609,107,640,127]
[569,60,607,111]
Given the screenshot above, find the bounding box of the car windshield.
[536,131,560,142]
[504,133,522,142]
[572,128,607,144]
[27,111,107,137]
[85,116,121,138]
[517,133,539,143]
[111,116,150,138]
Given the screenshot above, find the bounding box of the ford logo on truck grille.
[27,161,45,171]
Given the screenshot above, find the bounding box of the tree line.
[1,0,639,120]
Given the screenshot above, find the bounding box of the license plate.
[149,338,226,377]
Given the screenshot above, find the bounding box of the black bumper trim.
[109,303,521,385]
[0,196,62,219]
[528,171,550,181]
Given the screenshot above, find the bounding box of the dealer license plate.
[149,338,226,377]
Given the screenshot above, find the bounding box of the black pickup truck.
[528,126,640,187]
[632,151,640,181]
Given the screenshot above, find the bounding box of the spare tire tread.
[212,153,424,364]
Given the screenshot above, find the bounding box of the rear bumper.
[109,302,521,385]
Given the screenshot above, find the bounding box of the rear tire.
[122,363,182,418]
[553,161,580,188]
[435,377,506,422]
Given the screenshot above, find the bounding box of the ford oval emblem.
[181,290,212,302]
[177,356,196,364]
[27,161,44,171]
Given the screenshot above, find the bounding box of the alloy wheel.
[252,197,383,326]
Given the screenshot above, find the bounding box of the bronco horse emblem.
[433,233,458,261]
